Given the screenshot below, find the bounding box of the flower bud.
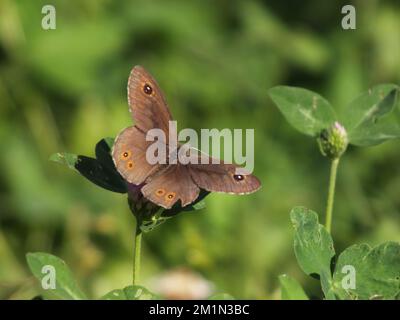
[317,122,348,159]
[127,183,160,221]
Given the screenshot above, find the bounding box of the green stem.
[133,222,142,285]
[325,158,340,233]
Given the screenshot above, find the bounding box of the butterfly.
[112,66,261,209]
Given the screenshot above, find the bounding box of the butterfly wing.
[187,151,261,194]
[141,164,200,209]
[189,163,261,194]
[128,66,172,134]
[113,66,172,184]
[112,126,166,185]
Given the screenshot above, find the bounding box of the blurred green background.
[0,0,399,299]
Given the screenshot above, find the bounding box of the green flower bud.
[317,122,348,159]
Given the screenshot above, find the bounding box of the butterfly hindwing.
[141,164,200,209]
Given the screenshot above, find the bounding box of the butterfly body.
[112,66,261,209]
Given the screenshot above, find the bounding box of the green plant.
[269,84,400,300]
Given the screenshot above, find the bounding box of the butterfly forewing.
[128,66,172,134]
[112,126,166,185]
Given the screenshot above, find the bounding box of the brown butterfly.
[112,66,261,209]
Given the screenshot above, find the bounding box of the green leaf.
[268,86,337,136]
[75,155,127,193]
[348,115,400,146]
[49,152,78,171]
[341,84,400,146]
[332,242,400,300]
[26,252,87,300]
[208,293,235,300]
[290,207,335,276]
[191,199,206,210]
[290,207,336,299]
[101,285,159,300]
[95,137,115,166]
[50,138,127,193]
[278,274,308,300]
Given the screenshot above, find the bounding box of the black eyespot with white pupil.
[143,84,152,95]
[233,174,244,181]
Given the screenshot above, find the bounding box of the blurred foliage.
[0,0,400,299]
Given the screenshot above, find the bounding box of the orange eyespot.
[126,161,134,169]
[155,189,165,196]
[165,192,176,201]
[121,150,131,160]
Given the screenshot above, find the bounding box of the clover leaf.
[268,84,400,147]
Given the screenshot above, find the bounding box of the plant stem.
[133,222,142,285]
[325,158,340,233]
